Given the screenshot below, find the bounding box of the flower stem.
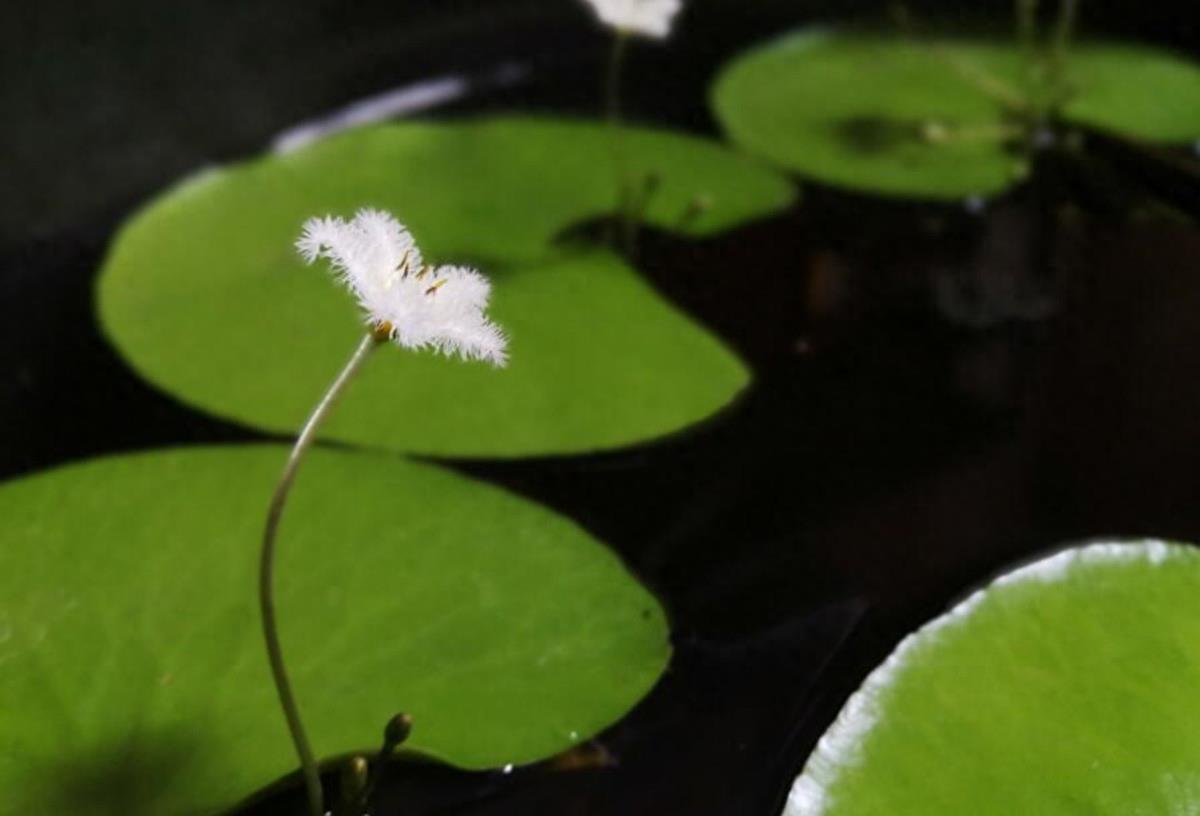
[604,30,636,251]
[260,332,379,816]
[604,29,627,128]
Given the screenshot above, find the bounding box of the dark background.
[4,1,1200,814]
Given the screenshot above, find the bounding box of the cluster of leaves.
[712,29,1200,199]
[8,13,1200,816]
[706,22,1200,816]
[0,115,795,815]
[98,118,794,457]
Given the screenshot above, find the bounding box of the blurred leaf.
[712,31,1200,199]
[785,540,1200,816]
[712,30,1028,199]
[0,445,670,815]
[1063,42,1200,141]
[97,116,795,457]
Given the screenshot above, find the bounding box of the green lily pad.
[101,248,749,457]
[712,30,1028,199]
[98,116,790,457]
[1063,42,1200,141]
[256,115,792,262]
[0,445,670,815]
[712,31,1200,199]
[786,540,1200,816]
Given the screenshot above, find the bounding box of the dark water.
[5,2,1200,814]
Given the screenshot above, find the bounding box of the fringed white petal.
[295,216,348,264]
[297,209,508,367]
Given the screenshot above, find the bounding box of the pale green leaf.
[786,540,1200,815]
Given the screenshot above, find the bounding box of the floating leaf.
[0,445,670,815]
[712,31,1200,199]
[712,30,1028,199]
[98,116,791,457]
[1063,42,1200,141]
[786,540,1200,816]
[101,248,749,457]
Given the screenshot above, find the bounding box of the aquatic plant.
[96,118,790,458]
[11,5,1200,816]
[0,445,671,815]
[264,208,507,816]
[713,2,1200,199]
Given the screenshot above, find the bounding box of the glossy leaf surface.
[786,540,1200,815]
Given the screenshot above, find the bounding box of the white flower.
[296,208,507,367]
[582,0,682,39]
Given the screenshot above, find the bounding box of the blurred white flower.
[296,209,507,366]
[582,0,682,39]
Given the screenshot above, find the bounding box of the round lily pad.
[786,540,1200,816]
[712,31,1200,199]
[98,116,792,457]
[712,30,1028,199]
[0,445,670,815]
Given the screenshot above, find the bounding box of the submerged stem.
[1047,0,1080,110]
[1015,0,1039,102]
[896,5,1028,115]
[919,119,1026,145]
[260,332,379,816]
[1050,0,1079,61]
